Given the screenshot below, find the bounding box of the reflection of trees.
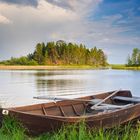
[10,70,66,78]
[34,70,79,77]
[35,71,75,92]
[35,71,88,96]
[10,70,51,78]
[36,79,74,91]
[35,78,85,96]
[34,72,49,77]
[34,70,74,77]
[35,71,79,92]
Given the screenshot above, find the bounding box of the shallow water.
[0,69,140,107]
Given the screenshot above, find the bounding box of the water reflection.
[0,69,140,107]
[35,70,91,96]
[36,79,86,96]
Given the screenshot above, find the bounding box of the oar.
[91,89,121,110]
[34,89,121,105]
[33,96,92,102]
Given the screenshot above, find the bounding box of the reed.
[0,116,140,140]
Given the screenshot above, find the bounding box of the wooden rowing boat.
[0,90,140,135]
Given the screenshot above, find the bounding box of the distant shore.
[0,65,106,70]
[1,65,140,70]
[111,64,140,70]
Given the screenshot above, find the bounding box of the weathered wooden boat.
[0,90,140,135]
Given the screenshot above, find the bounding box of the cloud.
[0,0,38,7]
[0,14,11,24]
[46,0,74,10]
[0,0,81,60]
[0,0,139,64]
[46,0,103,16]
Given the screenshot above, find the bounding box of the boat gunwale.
[4,102,140,121]
[1,90,134,121]
[8,90,126,110]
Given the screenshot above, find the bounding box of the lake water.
[0,69,140,107]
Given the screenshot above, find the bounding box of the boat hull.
[0,90,140,135]
[1,104,140,135]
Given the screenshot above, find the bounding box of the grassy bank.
[111,64,140,70]
[0,65,108,70]
[1,116,140,140]
[1,64,140,70]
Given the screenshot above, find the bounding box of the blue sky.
[0,0,140,64]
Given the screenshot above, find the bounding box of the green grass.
[1,116,140,140]
[2,64,140,70]
[0,116,27,140]
[110,64,140,70]
[53,64,107,69]
[0,64,109,70]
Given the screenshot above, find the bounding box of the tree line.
[1,40,107,66]
[127,48,140,66]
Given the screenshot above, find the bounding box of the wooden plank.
[71,104,80,116]
[42,105,47,115]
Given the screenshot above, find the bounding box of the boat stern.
[0,108,3,128]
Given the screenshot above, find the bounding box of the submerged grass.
[0,116,140,140]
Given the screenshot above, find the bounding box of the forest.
[1,40,107,66]
[127,48,140,66]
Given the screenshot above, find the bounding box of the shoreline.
[0,65,61,70]
[0,65,140,70]
[0,65,104,70]
[111,64,140,70]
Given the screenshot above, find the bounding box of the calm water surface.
[0,69,140,107]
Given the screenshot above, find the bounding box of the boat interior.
[12,90,140,117]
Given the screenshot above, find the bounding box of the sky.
[0,0,140,64]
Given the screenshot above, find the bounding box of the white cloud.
[0,0,139,63]
[0,14,11,24]
[0,0,78,23]
[0,0,102,45]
